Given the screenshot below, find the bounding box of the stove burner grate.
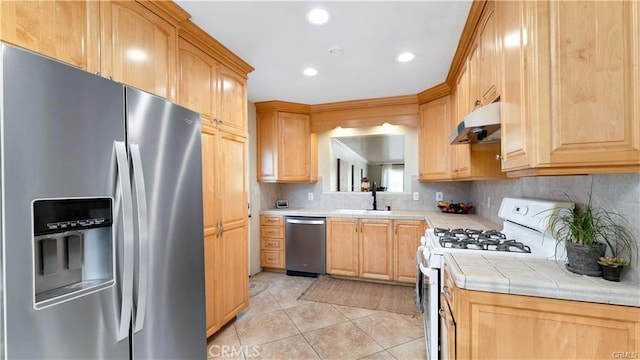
[436,228,532,254]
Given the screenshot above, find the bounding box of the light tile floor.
[207,272,426,360]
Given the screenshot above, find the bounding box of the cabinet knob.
[495,154,503,161]
[474,99,481,107]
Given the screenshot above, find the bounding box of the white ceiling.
[175,1,472,105]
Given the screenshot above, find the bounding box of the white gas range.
[417,197,573,360]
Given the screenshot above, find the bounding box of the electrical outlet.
[436,192,444,201]
[413,192,419,201]
[308,192,314,201]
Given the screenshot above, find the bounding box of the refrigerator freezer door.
[125,88,206,359]
[0,45,130,358]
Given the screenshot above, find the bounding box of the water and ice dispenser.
[32,198,115,309]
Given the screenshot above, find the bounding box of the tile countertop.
[259,208,502,229]
[444,253,640,307]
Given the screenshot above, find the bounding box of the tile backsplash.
[259,173,640,282]
[471,173,640,283]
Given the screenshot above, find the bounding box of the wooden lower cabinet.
[394,221,425,283]
[326,218,360,277]
[218,224,248,325]
[260,215,285,269]
[327,218,424,283]
[202,124,248,337]
[446,268,640,359]
[203,232,217,335]
[359,219,393,281]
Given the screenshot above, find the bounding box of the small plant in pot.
[597,214,637,281]
[597,257,628,282]
[546,192,635,277]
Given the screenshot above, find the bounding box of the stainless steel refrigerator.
[0,44,206,358]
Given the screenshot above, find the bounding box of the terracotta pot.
[601,266,624,282]
[565,242,606,276]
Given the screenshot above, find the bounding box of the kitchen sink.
[332,209,392,216]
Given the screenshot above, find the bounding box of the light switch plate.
[436,192,444,201]
[413,192,419,201]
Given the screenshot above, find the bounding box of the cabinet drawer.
[260,215,284,226]
[261,250,284,269]
[261,238,283,251]
[260,226,283,238]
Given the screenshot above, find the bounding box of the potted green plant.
[597,212,637,281]
[546,191,636,277]
[597,256,628,282]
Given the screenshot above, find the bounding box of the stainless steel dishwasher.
[285,216,326,277]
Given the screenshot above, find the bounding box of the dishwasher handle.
[286,218,325,225]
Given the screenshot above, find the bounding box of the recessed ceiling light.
[307,8,331,25]
[397,52,415,63]
[328,47,344,56]
[303,67,318,76]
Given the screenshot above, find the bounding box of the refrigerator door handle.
[130,143,149,333]
[114,141,134,341]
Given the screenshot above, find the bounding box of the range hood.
[449,102,501,144]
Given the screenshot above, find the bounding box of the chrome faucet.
[371,181,377,210]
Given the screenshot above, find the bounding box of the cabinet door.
[278,112,311,181]
[540,1,640,167]
[326,218,359,277]
[204,233,218,336]
[452,66,471,179]
[497,0,531,171]
[467,43,481,111]
[201,125,219,231]
[257,110,278,182]
[219,133,247,230]
[419,97,452,181]
[177,38,216,120]
[101,1,176,100]
[201,125,219,337]
[394,221,424,283]
[218,224,248,325]
[456,289,640,359]
[359,219,393,281]
[0,0,100,72]
[216,66,247,137]
[479,2,498,104]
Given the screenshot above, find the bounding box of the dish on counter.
[437,201,473,214]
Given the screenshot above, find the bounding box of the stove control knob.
[513,206,529,215]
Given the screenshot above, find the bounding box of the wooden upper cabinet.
[497,0,640,175]
[256,107,315,183]
[467,44,481,112]
[466,1,498,109]
[278,112,311,181]
[497,0,530,171]
[542,0,640,170]
[418,96,452,181]
[0,0,100,72]
[177,38,248,137]
[216,66,247,137]
[452,66,472,179]
[478,2,498,105]
[177,38,216,120]
[100,1,177,101]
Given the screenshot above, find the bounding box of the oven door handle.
[419,263,438,283]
